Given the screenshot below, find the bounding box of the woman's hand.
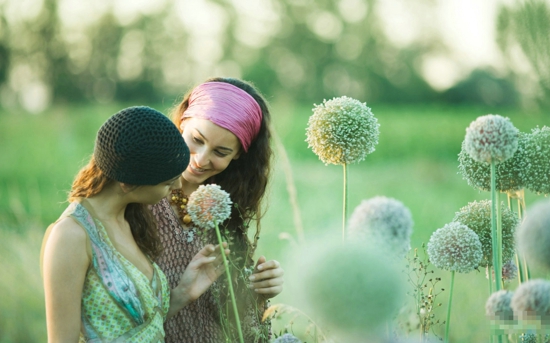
[168,243,229,318]
[248,256,284,300]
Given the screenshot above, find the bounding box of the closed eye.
[214,150,229,157]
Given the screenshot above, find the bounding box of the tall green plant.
[305,96,379,241]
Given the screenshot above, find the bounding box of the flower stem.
[214,223,244,343]
[487,268,494,343]
[445,271,455,343]
[490,162,502,291]
[342,163,348,242]
[496,190,503,290]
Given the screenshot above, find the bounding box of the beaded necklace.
[170,188,193,226]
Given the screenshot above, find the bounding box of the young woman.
[41,106,228,342]
[151,78,284,343]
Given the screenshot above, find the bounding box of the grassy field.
[0,102,549,342]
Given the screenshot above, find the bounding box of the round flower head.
[486,290,514,321]
[453,200,518,268]
[187,184,232,229]
[486,260,518,283]
[463,114,519,164]
[516,199,550,271]
[287,237,404,339]
[305,96,379,165]
[347,196,413,257]
[273,333,302,343]
[427,221,482,273]
[458,132,528,192]
[520,334,541,343]
[524,126,550,195]
[511,279,550,321]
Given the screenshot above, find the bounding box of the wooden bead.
[183,214,192,224]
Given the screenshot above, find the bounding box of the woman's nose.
[194,148,210,167]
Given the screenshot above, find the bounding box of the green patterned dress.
[59,202,170,343]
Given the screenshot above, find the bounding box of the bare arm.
[42,218,91,343]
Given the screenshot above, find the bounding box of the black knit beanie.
[94,106,190,185]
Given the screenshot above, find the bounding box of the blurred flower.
[305,96,379,165]
[524,126,550,195]
[486,290,514,321]
[519,334,550,343]
[486,260,518,283]
[187,184,232,229]
[511,279,550,321]
[516,199,550,271]
[287,237,404,340]
[272,333,302,343]
[458,132,528,192]
[453,200,518,268]
[463,114,518,164]
[427,221,482,273]
[347,196,413,257]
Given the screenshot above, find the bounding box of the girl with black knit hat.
[151,77,284,343]
[41,106,228,342]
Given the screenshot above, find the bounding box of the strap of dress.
[68,202,146,325]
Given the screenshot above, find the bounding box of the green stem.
[496,190,503,290]
[214,223,244,343]
[445,271,455,343]
[516,251,525,285]
[491,162,502,291]
[487,268,495,343]
[342,163,348,242]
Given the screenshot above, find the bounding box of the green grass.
[1,102,549,342]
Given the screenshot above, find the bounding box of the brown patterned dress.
[151,198,271,343]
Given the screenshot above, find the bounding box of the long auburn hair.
[69,156,163,259]
[171,77,273,267]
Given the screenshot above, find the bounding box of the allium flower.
[453,200,518,268]
[516,199,550,271]
[486,290,514,321]
[427,222,482,273]
[463,114,519,164]
[519,334,550,343]
[272,333,302,343]
[485,260,518,283]
[187,184,232,229]
[511,279,550,321]
[458,132,528,192]
[347,196,413,257]
[524,126,550,195]
[290,238,404,338]
[305,96,379,165]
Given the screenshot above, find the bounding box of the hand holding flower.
[168,243,230,319]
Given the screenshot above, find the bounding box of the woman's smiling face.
[180,117,241,186]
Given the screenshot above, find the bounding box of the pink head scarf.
[181,81,263,152]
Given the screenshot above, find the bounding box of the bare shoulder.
[42,216,91,270]
[46,217,88,246]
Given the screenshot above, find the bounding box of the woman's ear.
[119,183,136,193]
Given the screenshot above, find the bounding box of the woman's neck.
[180,178,201,196]
[83,184,128,223]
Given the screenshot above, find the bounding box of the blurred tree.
[243,0,440,104]
[441,69,519,107]
[497,0,550,109]
[0,0,530,111]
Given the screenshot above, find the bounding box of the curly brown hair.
[170,77,273,266]
[69,156,163,259]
